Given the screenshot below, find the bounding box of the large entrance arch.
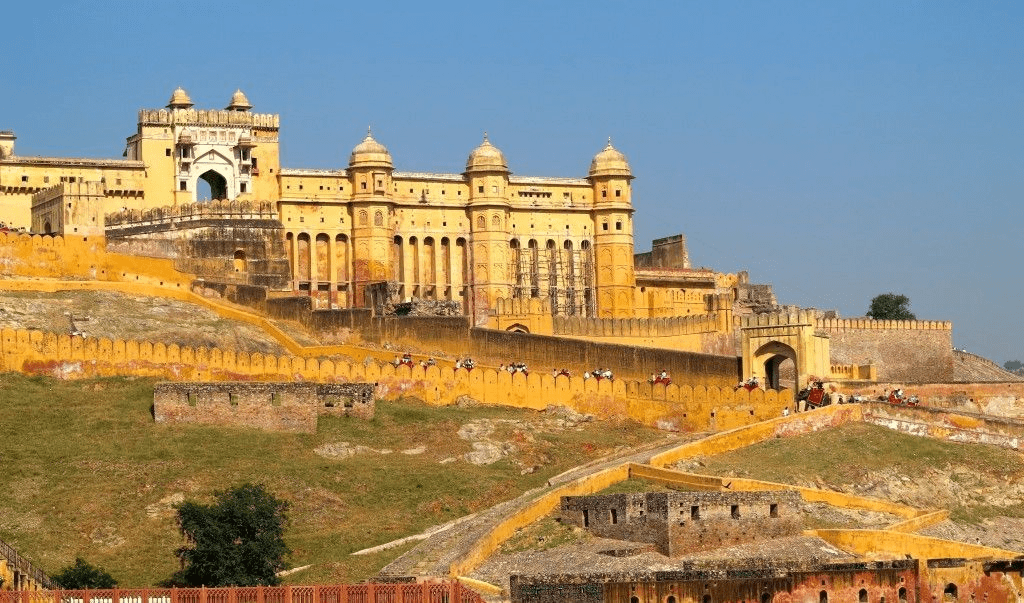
[753,341,797,390]
[198,169,228,201]
[740,311,832,392]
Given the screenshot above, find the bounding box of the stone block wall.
[560,491,801,557]
[819,319,953,383]
[153,381,374,432]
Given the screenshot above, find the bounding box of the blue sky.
[3,1,1022,364]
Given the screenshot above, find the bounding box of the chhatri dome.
[588,138,632,178]
[348,128,393,169]
[465,133,509,173]
[167,87,194,109]
[226,89,253,111]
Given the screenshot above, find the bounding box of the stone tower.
[465,134,512,324]
[588,139,636,318]
[348,129,395,306]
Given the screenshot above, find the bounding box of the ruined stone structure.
[560,491,802,557]
[153,381,375,432]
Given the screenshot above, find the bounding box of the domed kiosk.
[465,133,509,173]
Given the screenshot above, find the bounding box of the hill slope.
[0,374,665,586]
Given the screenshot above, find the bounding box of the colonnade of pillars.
[392,235,468,303]
[286,232,352,309]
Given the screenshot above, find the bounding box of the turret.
[588,139,636,318]
[464,134,512,321]
[347,129,395,304]
[464,133,510,207]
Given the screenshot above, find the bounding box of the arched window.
[477,215,486,229]
[666,597,676,603]
[702,595,712,603]
[630,597,639,603]
[374,210,384,227]
[491,214,501,228]
[859,589,868,603]
[944,584,958,602]
[233,249,246,273]
[358,210,368,226]
[819,591,828,603]
[898,588,907,603]
[760,594,771,603]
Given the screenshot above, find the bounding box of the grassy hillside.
[0,373,664,587]
[681,422,1024,524]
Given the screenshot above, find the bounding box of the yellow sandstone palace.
[0,87,721,322]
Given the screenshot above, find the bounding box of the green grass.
[0,373,663,587]
[693,422,1024,525]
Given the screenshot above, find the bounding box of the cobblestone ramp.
[377,435,706,579]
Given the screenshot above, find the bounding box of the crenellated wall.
[0,327,788,433]
[817,317,954,383]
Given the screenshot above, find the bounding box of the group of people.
[584,368,614,381]
[500,362,529,375]
[392,353,436,369]
[552,368,571,378]
[735,376,761,391]
[454,358,476,370]
[648,369,671,385]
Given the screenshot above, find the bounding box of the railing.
[0,538,53,589]
[0,583,483,603]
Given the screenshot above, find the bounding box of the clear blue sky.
[3,1,1022,365]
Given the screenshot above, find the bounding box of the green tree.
[1004,360,1023,372]
[52,558,117,589]
[173,483,290,587]
[867,293,916,320]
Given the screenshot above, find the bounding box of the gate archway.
[740,311,831,392]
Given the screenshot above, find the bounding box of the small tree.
[867,293,916,321]
[173,483,290,587]
[52,558,117,589]
[1005,360,1023,372]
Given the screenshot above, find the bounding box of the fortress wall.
[0,232,194,289]
[552,313,720,339]
[468,328,740,386]
[0,327,786,433]
[861,402,1024,450]
[823,325,953,383]
[847,382,1024,418]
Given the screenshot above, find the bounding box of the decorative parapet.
[817,318,953,331]
[105,200,278,230]
[737,310,817,329]
[137,108,279,129]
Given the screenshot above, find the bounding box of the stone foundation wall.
[153,381,375,432]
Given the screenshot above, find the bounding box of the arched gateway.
[740,310,831,391]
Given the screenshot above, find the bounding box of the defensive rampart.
[153,381,375,432]
[861,402,1024,450]
[850,382,1024,418]
[818,317,954,383]
[0,328,788,432]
